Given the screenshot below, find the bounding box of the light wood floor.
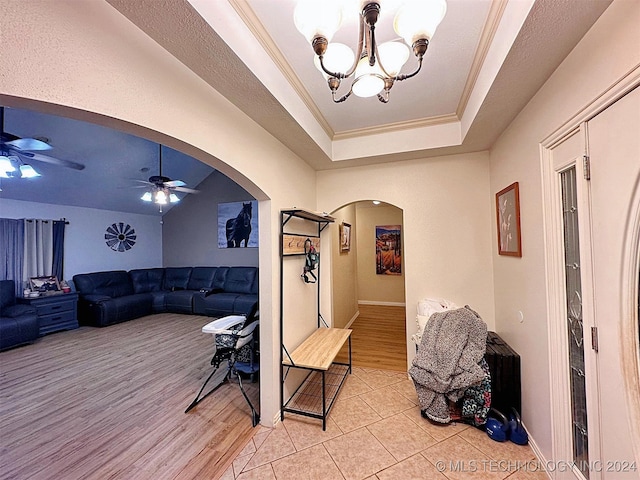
[335,304,407,372]
[0,314,259,480]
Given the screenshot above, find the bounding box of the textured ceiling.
[1,0,613,213]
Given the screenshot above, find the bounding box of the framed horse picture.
[217,200,259,248]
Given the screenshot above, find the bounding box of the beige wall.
[330,204,359,328]
[5,0,639,458]
[318,151,496,366]
[0,0,320,427]
[488,0,640,463]
[356,203,405,304]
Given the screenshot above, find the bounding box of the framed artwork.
[339,222,351,252]
[30,275,61,293]
[496,182,522,257]
[376,225,402,275]
[218,201,259,248]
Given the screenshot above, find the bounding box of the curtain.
[23,219,54,284]
[0,218,25,296]
[52,220,66,281]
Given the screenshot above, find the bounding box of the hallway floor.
[221,367,547,480]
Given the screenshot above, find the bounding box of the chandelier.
[294,0,447,103]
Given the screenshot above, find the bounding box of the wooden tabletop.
[283,328,352,370]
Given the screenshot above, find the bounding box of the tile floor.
[221,367,549,480]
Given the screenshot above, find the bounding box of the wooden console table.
[282,327,352,430]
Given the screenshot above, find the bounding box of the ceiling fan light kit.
[1,106,85,178]
[0,155,41,178]
[294,0,447,103]
[138,144,199,211]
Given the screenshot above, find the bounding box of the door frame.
[541,66,640,477]
[620,136,640,461]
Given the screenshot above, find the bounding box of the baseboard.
[358,300,406,307]
[272,411,281,428]
[522,423,552,479]
[344,310,360,329]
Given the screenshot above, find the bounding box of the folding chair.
[185,309,260,427]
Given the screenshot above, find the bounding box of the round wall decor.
[105,222,136,252]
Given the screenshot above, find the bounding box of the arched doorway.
[331,200,407,371]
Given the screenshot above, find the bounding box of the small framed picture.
[496,182,522,257]
[30,275,61,293]
[339,222,351,252]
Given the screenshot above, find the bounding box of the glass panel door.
[561,166,589,478]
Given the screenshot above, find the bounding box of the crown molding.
[333,113,459,140]
[228,0,335,139]
[456,0,508,118]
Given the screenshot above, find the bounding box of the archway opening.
[0,99,272,476]
[331,200,407,371]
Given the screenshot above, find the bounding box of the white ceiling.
[1,0,612,214]
[244,0,492,133]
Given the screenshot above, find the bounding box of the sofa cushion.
[73,271,134,298]
[82,294,113,304]
[224,267,258,294]
[233,295,259,317]
[163,267,192,291]
[164,290,197,314]
[212,267,229,291]
[0,280,16,310]
[0,313,39,351]
[82,293,153,327]
[130,268,165,293]
[193,292,239,317]
[150,291,166,313]
[187,267,217,291]
[2,304,37,318]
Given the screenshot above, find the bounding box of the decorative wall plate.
[105,222,136,252]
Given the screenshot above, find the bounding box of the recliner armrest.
[82,294,112,304]
[2,304,36,318]
[204,288,224,297]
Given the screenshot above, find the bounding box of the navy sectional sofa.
[0,280,39,351]
[73,266,258,327]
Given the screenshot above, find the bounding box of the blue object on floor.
[508,407,529,445]
[486,408,509,442]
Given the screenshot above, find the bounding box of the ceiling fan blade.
[163,179,186,188]
[172,186,200,194]
[27,151,85,170]
[1,131,20,143]
[6,138,53,151]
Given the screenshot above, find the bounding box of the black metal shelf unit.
[280,208,341,429]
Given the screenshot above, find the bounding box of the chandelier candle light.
[294,0,447,103]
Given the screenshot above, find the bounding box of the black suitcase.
[485,331,521,415]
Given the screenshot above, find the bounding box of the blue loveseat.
[0,280,39,350]
[73,266,258,327]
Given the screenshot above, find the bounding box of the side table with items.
[17,293,79,336]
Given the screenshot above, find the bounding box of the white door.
[545,85,640,480]
[586,86,640,478]
[550,127,601,480]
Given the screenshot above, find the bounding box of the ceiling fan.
[134,144,200,208]
[0,106,85,177]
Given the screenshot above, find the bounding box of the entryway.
[330,201,407,372]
